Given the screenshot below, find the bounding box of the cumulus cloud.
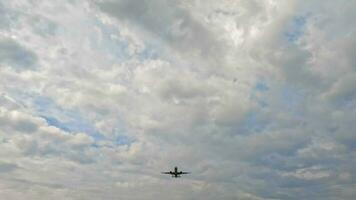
[0,0,355,199]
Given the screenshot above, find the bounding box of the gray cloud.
[0,162,18,173]
[0,2,7,28]
[0,1,18,29]
[0,38,38,70]
[97,0,227,73]
[323,73,356,107]
[0,110,42,134]
[0,0,355,199]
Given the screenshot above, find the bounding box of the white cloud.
[0,0,355,199]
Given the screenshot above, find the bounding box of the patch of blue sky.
[116,135,135,146]
[90,18,131,63]
[241,81,273,134]
[33,96,103,139]
[239,111,269,134]
[33,96,135,146]
[284,15,309,43]
[90,134,135,149]
[92,17,163,63]
[40,115,71,132]
[137,44,159,60]
[250,80,269,108]
[255,81,269,92]
[258,100,268,108]
[279,86,306,119]
[281,87,302,109]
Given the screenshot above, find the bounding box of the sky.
[0,0,355,199]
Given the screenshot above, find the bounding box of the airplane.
[161,166,190,178]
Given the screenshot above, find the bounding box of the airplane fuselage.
[173,167,179,178]
[162,166,189,178]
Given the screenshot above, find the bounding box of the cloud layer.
[0,0,355,199]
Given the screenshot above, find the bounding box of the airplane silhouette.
[161,166,190,178]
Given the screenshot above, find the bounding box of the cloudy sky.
[0,0,355,199]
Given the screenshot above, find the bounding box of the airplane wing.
[161,172,172,174]
[180,172,190,174]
